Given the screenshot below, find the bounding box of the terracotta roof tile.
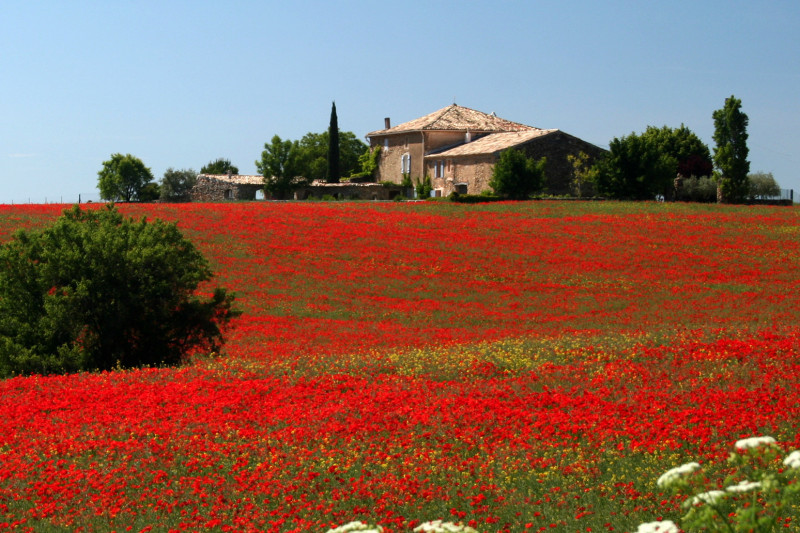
[199,174,264,185]
[425,129,558,158]
[367,104,534,136]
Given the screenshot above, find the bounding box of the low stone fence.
[294,181,403,201]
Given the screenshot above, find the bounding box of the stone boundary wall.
[295,181,403,201]
[189,175,263,202]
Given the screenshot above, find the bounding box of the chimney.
[384,117,391,129]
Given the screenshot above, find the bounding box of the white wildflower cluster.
[413,520,479,533]
[734,436,776,450]
[688,490,725,507]
[326,522,384,533]
[725,480,762,493]
[633,520,680,533]
[783,450,800,469]
[656,462,700,488]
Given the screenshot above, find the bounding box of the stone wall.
[295,181,404,201]
[189,175,264,202]
[517,131,607,196]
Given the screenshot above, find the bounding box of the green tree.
[294,131,368,181]
[256,135,305,198]
[645,125,712,179]
[490,149,546,200]
[713,95,750,203]
[97,153,157,202]
[201,158,239,175]
[566,151,598,197]
[328,101,340,183]
[160,168,198,202]
[0,205,237,378]
[748,171,780,200]
[594,131,676,200]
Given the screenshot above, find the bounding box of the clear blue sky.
[2,0,799,203]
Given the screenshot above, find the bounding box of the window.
[434,160,445,178]
[401,153,411,174]
[456,183,468,195]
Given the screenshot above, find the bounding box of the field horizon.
[1,200,799,532]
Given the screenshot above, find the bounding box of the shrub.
[490,149,546,200]
[677,175,717,202]
[0,205,238,378]
[748,171,781,200]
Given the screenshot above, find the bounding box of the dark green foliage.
[415,175,433,199]
[645,125,712,178]
[138,182,161,202]
[713,95,750,203]
[595,125,712,200]
[294,131,368,181]
[489,149,546,200]
[256,135,306,198]
[160,168,198,202]
[351,147,381,180]
[328,102,340,183]
[97,153,157,202]
[201,158,239,175]
[0,205,238,378]
[594,132,676,200]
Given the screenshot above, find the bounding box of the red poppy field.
[1,200,799,532]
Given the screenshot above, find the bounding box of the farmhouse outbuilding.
[366,104,606,196]
[190,174,265,202]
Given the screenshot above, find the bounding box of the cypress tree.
[712,95,750,203]
[327,101,340,183]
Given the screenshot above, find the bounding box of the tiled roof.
[199,174,264,185]
[367,104,534,136]
[425,129,559,158]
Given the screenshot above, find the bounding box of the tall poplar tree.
[712,95,750,203]
[327,101,340,183]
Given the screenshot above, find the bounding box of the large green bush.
[0,205,238,378]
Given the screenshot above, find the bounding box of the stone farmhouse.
[366,104,606,196]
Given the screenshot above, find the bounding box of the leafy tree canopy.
[643,125,712,179]
[713,95,750,203]
[294,130,368,181]
[748,171,780,200]
[594,130,680,200]
[201,158,239,175]
[0,205,238,378]
[97,153,157,202]
[160,168,198,202]
[256,135,306,198]
[489,149,546,200]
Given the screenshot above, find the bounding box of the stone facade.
[368,104,606,197]
[189,174,264,202]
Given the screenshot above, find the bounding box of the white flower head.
[634,520,680,533]
[726,480,762,493]
[414,521,479,533]
[734,436,776,450]
[783,450,800,469]
[687,490,726,507]
[326,522,384,533]
[657,462,701,488]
